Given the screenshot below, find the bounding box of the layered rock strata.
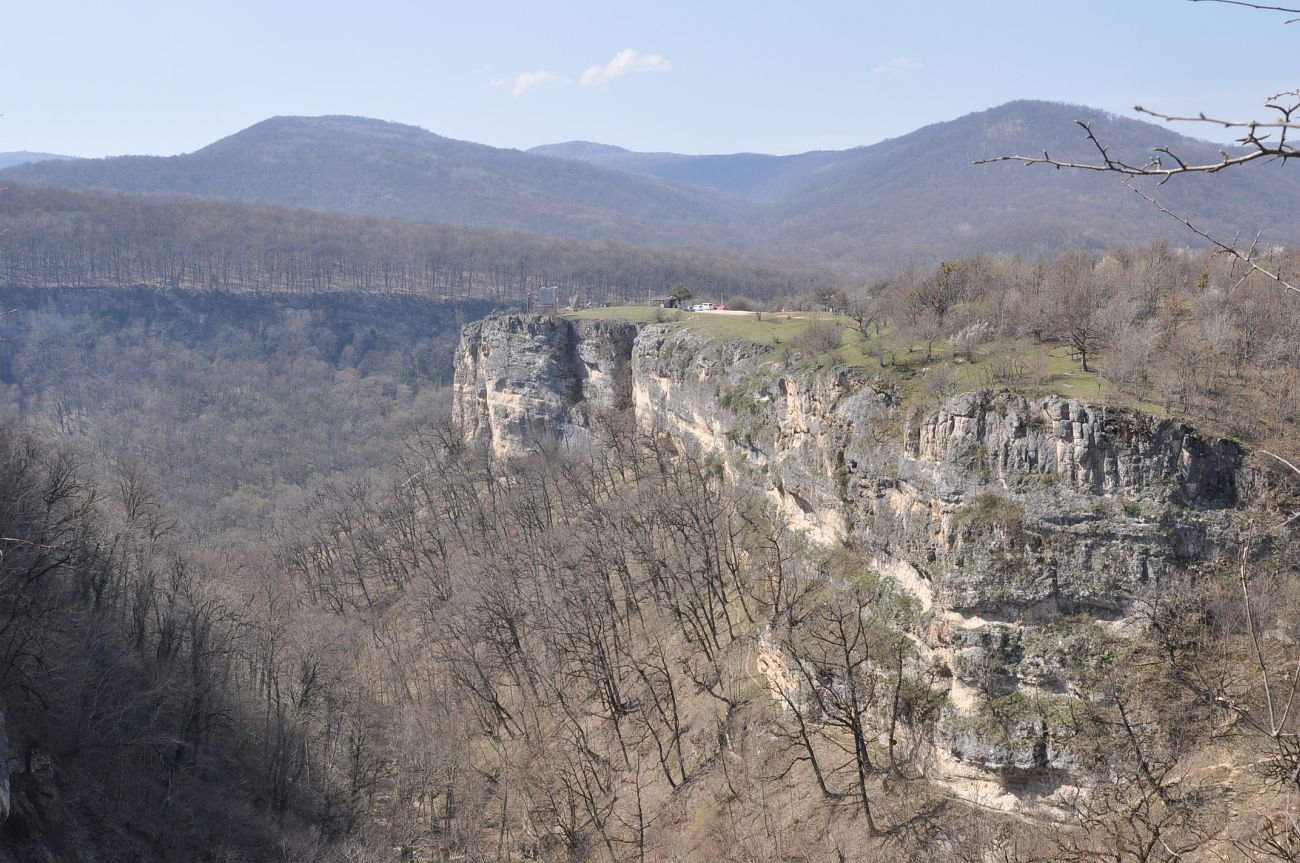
[453,314,1245,805]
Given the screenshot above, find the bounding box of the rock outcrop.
[453,315,638,458]
[452,314,1248,806]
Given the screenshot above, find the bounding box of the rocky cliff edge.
[452,314,1247,808]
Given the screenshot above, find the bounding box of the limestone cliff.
[452,314,1247,807]
[454,315,638,458]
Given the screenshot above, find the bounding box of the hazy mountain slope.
[529,141,839,202]
[0,151,72,169]
[0,115,748,247]
[533,101,1300,267]
[9,103,1300,269]
[764,100,1300,266]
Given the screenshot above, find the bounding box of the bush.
[923,364,961,402]
[956,492,1025,528]
[792,318,842,355]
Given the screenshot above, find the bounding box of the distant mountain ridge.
[0,116,750,248]
[7,101,1300,269]
[528,141,842,203]
[0,151,73,170]
[774,100,1300,266]
[531,101,1300,266]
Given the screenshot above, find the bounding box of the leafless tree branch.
[1190,0,1300,22]
[973,51,1300,297]
[1119,179,1300,295]
[974,95,1300,183]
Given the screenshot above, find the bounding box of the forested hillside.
[0,115,749,247]
[0,288,495,542]
[10,102,1300,269]
[0,184,838,302]
[860,244,1300,460]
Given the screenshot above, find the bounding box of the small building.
[651,296,679,309]
[538,285,559,314]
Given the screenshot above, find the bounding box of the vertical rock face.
[0,705,9,828]
[630,324,892,543]
[908,391,1241,505]
[452,315,1248,801]
[885,389,1243,615]
[453,315,637,458]
[455,317,1244,608]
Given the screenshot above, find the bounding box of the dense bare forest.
[0,185,838,303]
[0,234,1295,863]
[0,249,1295,860]
[1,396,1297,861]
[0,288,497,542]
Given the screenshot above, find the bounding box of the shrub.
[923,364,961,402]
[956,492,1025,529]
[792,318,842,355]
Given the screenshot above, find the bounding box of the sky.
[3,0,1297,158]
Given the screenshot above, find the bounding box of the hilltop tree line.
[840,242,1300,457]
[0,184,839,304]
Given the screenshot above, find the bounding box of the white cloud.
[512,70,564,97]
[872,56,921,75]
[580,49,672,88]
[499,49,670,97]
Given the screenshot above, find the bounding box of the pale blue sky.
[4,0,1295,157]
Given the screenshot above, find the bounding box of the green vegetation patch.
[947,691,1086,741]
[989,692,1084,728]
[955,493,1026,529]
[568,307,1170,424]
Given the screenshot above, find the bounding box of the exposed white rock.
[453,314,1249,803]
[454,315,637,458]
